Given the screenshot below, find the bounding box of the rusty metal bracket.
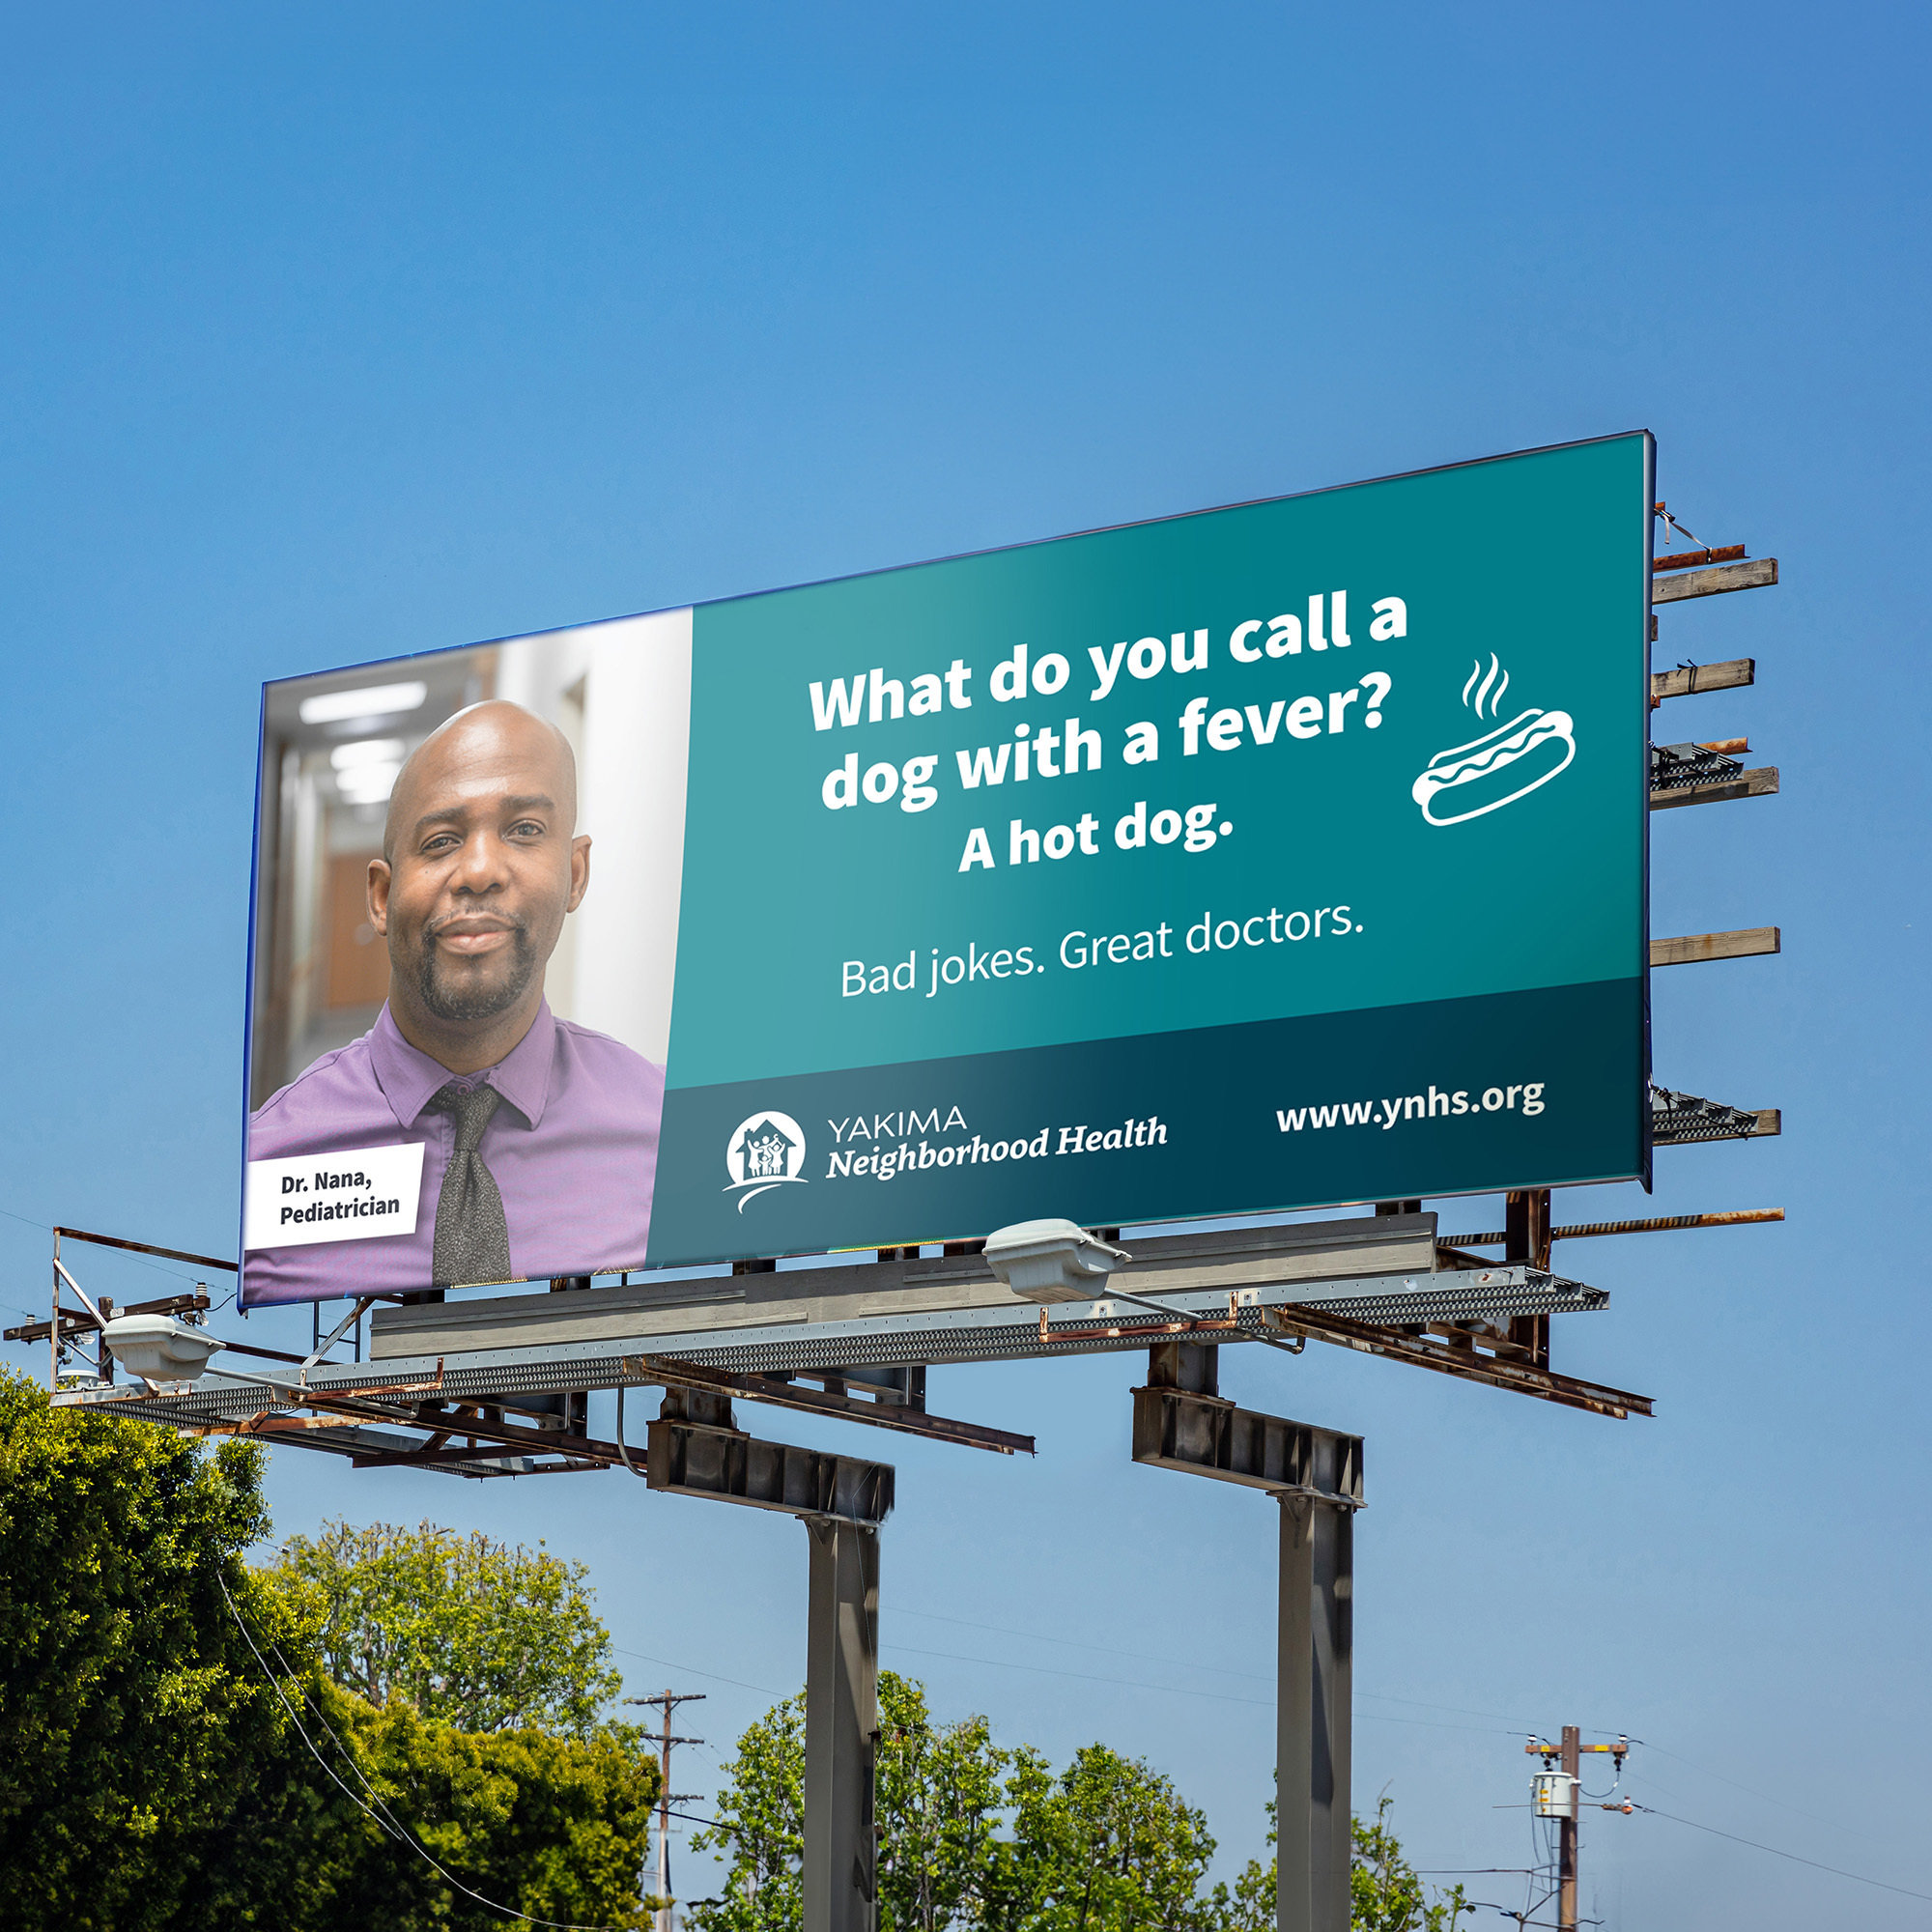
[1248,1303,1652,1421]
[626,1355,1033,1458]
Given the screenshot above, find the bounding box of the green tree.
[878,1677,1010,1932]
[1350,1794,1468,1932]
[0,1370,660,1931]
[692,1675,1013,1932]
[692,1681,1221,1932]
[994,1743,1222,1932]
[184,1673,660,1932]
[0,1366,304,1932]
[687,1687,806,1932]
[1225,1789,1469,1932]
[270,1518,623,1736]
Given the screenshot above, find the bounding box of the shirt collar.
[368,1000,558,1131]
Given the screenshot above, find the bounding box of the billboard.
[242,432,1652,1306]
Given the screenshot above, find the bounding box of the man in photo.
[246,699,665,1300]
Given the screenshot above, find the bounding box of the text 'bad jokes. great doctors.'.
[842,901,1362,1002]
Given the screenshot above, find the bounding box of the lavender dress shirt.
[244,1001,663,1304]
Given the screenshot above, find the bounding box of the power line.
[668,1807,743,1839]
[1624,1739,1886,1851]
[611,1644,785,1698]
[216,1572,634,1932]
[615,1615,1608,1752]
[1632,1804,1932,1905]
[1356,1713,1521,1737]
[894,1605,1578,1730]
[0,1201,210,1286]
[1358,1690,1543,1727]
[884,1640,1272,1707]
[905,1615,1885,1809]
[883,1640,1521,1737]
[896,1605,1275,1685]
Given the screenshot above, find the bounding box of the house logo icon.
[724,1111,809,1211]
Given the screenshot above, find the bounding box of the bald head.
[368,699,592,1073]
[384,700,578,863]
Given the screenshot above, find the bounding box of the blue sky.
[3,7,1927,1927]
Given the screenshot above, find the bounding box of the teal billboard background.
[650,433,1654,1262]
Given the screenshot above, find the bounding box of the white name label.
[244,1142,427,1251]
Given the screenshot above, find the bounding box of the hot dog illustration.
[1410,707,1576,826]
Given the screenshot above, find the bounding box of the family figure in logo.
[740,1127,793,1180]
[246,701,665,1302]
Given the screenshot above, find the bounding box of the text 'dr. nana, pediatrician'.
[243,1144,426,1252]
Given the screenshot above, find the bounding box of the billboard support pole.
[634,1386,890,1932]
[1129,1350,1361,1932]
[1276,1446,1354,1932]
[803,1516,879,1932]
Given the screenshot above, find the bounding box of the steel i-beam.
[1278,1435,1355,1932]
[1129,1350,1362,1932]
[646,1387,895,1525]
[643,1387,889,1932]
[803,1518,879,1932]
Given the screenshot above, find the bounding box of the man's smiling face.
[371,701,590,1042]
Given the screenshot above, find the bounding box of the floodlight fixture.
[983,1218,1130,1304]
[102,1314,228,1384]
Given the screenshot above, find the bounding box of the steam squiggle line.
[1472,654,1500,717]
[1462,660,1483,707]
[1491,668,1508,717]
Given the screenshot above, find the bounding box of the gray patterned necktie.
[428,1082,513,1287]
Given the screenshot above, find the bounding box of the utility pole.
[625,1689,708,1932]
[1527,1730,1627,1932]
[1556,1726,1578,1931]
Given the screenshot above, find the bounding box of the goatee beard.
[416,922,538,1024]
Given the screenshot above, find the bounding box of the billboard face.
[242,433,1651,1305]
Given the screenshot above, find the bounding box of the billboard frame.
[239,429,1658,1295]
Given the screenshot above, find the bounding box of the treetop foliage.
[270,1517,624,1738]
[691,1673,1462,1932]
[1223,1789,1466,1932]
[0,1370,657,1932]
[0,1366,298,1930]
[1346,1796,1468,1932]
[997,1739,1222,1932]
[200,1673,660,1931]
